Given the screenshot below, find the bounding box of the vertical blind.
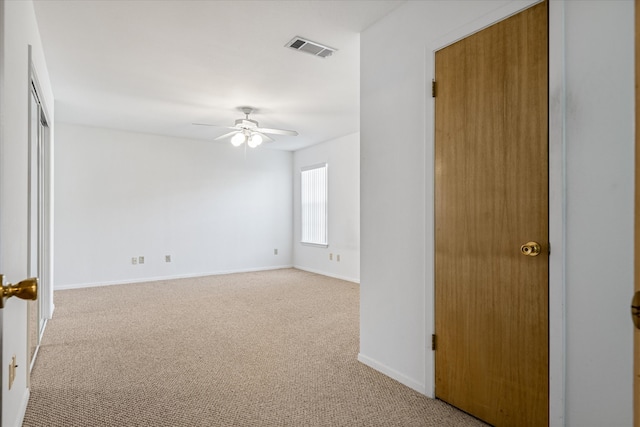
[301,163,328,246]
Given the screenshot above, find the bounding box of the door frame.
[634,1,639,425]
[0,0,5,423]
[27,48,53,373]
[29,48,53,323]
[426,0,565,425]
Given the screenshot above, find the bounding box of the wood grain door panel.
[434,2,549,426]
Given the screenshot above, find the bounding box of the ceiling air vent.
[286,36,337,58]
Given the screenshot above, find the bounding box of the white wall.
[1,1,55,426]
[54,123,292,288]
[360,0,520,396]
[360,1,634,426]
[292,132,360,283]
[563,2,634,425]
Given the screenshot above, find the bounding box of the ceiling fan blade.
[213,130,240,141]
[255,127,298,136]
[192,122,222,127]
[254,131,274,143]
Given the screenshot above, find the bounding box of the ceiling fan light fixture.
[194,107,298,147]
[250,133,263,147]
[231,132,246,147]
[247,133,260,148]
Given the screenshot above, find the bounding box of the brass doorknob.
[0,275,37,309]
[520,242,541,257]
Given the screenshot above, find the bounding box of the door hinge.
[432,334,436,351]
[432,80,436,98]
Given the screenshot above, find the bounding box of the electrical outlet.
[165,255,171,263]
[8,355,16,390]
[329,253,333,261]
[337,254,340,262]
[138,256,144,264]
[131,257,137,265]
[274,249,278,255]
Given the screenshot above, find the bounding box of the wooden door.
[634,1,639,425]
[434,2,548,426]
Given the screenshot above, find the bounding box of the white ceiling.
[33,0,404,151]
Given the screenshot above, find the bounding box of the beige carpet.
[23,268,486,426]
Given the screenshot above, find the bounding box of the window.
[301,163,328,246]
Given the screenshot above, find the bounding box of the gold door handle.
[0,275,37,309]
[520,241,541,257]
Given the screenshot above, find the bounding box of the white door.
[0,49,32,424]
[0,3,47,425]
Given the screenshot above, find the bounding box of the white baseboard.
[293,266,360,284]
[357,353,426,395]
[13,388,30,427]
[54,265,295,290]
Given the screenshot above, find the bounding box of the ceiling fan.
[193,107,298,148]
